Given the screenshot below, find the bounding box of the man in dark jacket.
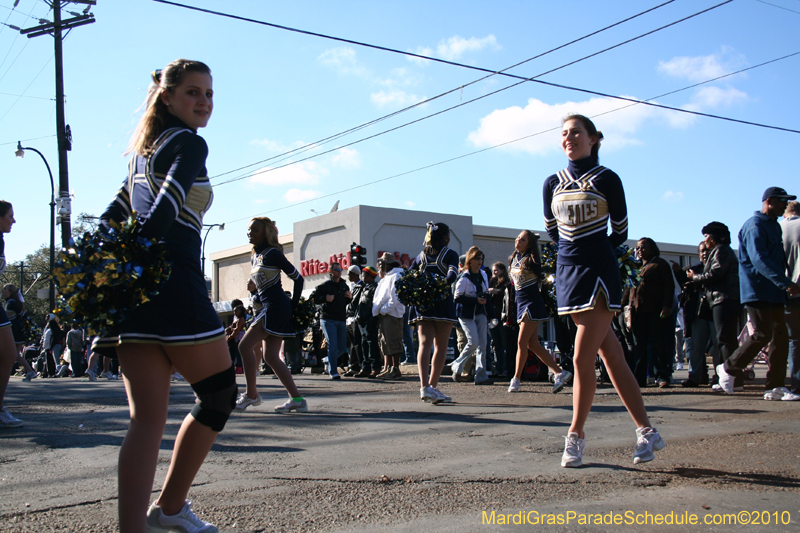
[310,262,352,379]
[344,266,364,376]
[718,187,800,395]
[631,237,678,388]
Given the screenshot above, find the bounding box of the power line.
[754,0,800,15]
[0,133,56,146]
[210,0,678,180]
[213,1,735,186]
[0,53,53,124]
[220,51,800,224]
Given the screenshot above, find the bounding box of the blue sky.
[1,0,798,266]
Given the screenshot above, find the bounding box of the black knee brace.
[190,366,237,432]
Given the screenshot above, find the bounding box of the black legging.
[711,299,741,366]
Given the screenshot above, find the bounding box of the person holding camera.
[450,246,495,385]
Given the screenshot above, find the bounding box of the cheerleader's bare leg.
[260,335,301,398]
[515,316,564,379]
[429,321,453,388]
[117,338,233,531]
[568,296,650,438]
[237,323,264,399]
[0,327,16,410]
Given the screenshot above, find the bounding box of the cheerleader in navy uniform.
[2,283,38,382]
[409,222,459,404]
[543,114,663,468]
[0,201,24,428]
[507,230,571,394]
[236,217,307,414]
[96,60,233,531]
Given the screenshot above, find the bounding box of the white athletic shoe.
[633,427,665,464]
[274,398,308,413]
[234,392,262,411]
[420,386,443,404]
[86,369,98,382]
[0,407,23,428]
[561,432,584,467]
[146,500,217,532]
[101,371,117,381]
[23,370,38,382]
[781,391,800,401]
[432,387,452,403]
[552,370,572,394]
[508,377,520,393]
[715,364,735,395]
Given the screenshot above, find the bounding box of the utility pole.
[19,1,96,248]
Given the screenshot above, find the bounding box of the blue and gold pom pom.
[52,216,172,337]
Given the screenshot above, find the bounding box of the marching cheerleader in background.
[236,217,307,414]
[507,230,571,394]
[543,114,663,468]
[0,201,24,427]
[409,222,459,404]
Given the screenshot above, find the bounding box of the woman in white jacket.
[450,246,494,385]
[372,252,406,380]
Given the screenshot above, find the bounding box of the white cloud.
[467,96,654,156]
[662,191,684,202]
[318,47,367,77]
[284,188,322,203]
[657,48,747,83]
[409,34,500,64]
[370,90,426,109]
[248,161,327,186]
[250,138,307,152]
[688,86,748,109]
[331,147,360,169]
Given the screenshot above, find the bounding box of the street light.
[15,141,56,312]
[201,223,225,277]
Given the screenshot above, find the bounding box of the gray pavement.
[1,365,799,532]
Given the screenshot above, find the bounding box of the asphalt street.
[1,364,798,532]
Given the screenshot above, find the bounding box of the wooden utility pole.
[19,1,96,248]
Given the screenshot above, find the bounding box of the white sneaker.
[561,432,584,467]
[552,370,572,394]
[432,387,452,403]
[171,372,186,382]
[146,500,217,532]
[764,387,790,400]
[715,364,735,395]
[101,371,117,381]
[420,386,443,404]
[274,398,308,413]
[675,362,684,370]
[508,377,520,393]
[86,369,98,382]
[781,391,800,401]
[23,370,38,382]
[234,392,262,411]
[0,406,23,428]
[633,427,665,464]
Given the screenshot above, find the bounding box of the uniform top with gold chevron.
[509,252,542,291]
[542,156,628,266]
[101,114,212,249]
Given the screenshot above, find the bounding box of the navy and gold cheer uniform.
[509,252,549,322]
[408,247,459,324]
[250,244,303,337]
[0,235,10,330]
[94,115,224,348]
[543,156,628,314]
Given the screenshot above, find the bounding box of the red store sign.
[300,251,412,277]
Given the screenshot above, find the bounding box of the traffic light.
[350,243,367,267]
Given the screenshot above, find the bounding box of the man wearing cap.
[310,262,353,380]
[344,266,364,376]
[372,252,406,380]
[717,187,800,395]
